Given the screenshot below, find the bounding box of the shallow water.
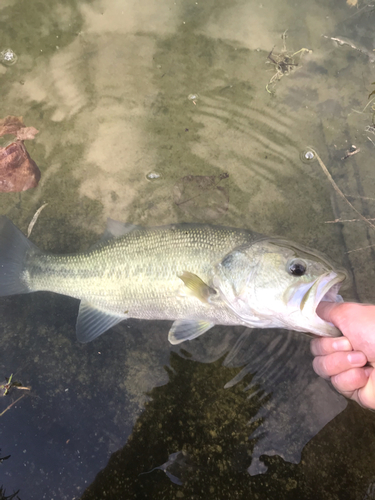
[1,0,375,498]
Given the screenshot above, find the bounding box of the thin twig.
[0,394,25,417]
[311,149,375,230]
[326,217,375,223]
[291,48,312,58]
[362,96,375,113]
[347,244,375,254]
[28,203,48,237]
[341,147,360,160]
[343,194,375,201]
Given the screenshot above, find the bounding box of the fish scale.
[23,224,253,319]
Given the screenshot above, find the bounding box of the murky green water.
[1,0,375,498]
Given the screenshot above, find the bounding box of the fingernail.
[332,338,351,351]
[365,367,373,378]
[347,352,366,365]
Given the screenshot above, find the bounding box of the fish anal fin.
[76,301,127,343]
[168,319,215,345]
[178,271,216,303]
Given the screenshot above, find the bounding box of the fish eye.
[288,259,307,276]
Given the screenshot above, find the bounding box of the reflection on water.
[0,0,375,498]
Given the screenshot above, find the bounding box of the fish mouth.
[301,270,347,336]
[311,271,346,309]
[285,270,347,336]
[286,271,346,310]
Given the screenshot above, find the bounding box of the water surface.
[1,0,375,498]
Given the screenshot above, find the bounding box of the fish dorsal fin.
[178,271,217,303]
[101,219,143,241]
[168,319,215,345]
[76,300,127,343]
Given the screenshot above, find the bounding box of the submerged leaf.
[0,115,38,139]
[0,116,25,137]
[0,141,41,192]
[16,126,39,141]
[0,115,41,192]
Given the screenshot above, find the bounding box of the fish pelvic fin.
[76,301,127,343]
[0,216,36,296]
[168,319,215,345]
[178,271,217,303]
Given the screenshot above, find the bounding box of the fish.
[0,216,347,344]
[139,451,195,485]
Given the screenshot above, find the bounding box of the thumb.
[316,301,343,324]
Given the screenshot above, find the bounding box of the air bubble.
[300,148,316,164]
[146,172,161,181]
[0,48,18,66]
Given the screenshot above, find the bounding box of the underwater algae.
[81,351,264,499]
[79,346,375,500]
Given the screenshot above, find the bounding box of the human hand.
[311,302,375,410]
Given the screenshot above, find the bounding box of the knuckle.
[311,338,331,356]
[312,356,330,379]
[331,368,367,393]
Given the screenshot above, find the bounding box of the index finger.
[317,302,375,358]
[310,336,352,356]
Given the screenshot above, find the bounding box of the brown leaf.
[0,116,25,137]
[16,126,39,141]
[0,140,41,192]
[0,116,39,140]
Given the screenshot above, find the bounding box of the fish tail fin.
[0,216,36,296]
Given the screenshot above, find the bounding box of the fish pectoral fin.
[76,301,127,343]
[178,271,216,303]
[168,319,215,345]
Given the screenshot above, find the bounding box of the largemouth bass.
[0,217,346,343]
